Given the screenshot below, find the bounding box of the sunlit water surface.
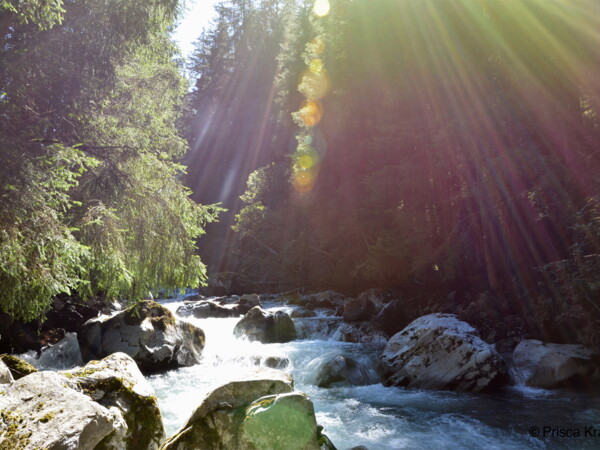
[146,298,600,450]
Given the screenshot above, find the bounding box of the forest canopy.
[1,0,599,324]
[0,0,220,321]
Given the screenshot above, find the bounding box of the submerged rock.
[78,300,205,373]
[378,313,506,392]
[315,355,372,388]
[512,339,600,389]
[62,352,166,449]
[291,307,317,318]
[0,354,38,380]
[234,307,296,343]
[331,322,388,345]
[161,368,294,449]
[0,371,127,449]
[250,355,290,370]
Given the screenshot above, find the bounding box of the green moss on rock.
[0,355,38,380]
[75,374,164,449]
[123,300,175,331]
[0,410,32,449]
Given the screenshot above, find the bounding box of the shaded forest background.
[1,0,600,344]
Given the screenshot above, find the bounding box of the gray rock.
[0,371,126,449]
[238,294,262,314]
[0,360,13,384]
[315,356,372,388]
[176,300,239,318]
[35,332,83,370]
[78,300,205,373]
[291,308,317,318]
[250,355,290,370]
[379,313,506,391]
[233,307,296,343]
[62,352,165,449]
[162,368,294,449]
[512,339,600,389]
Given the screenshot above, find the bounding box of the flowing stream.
[146,298,600,450]
[20,296,600,449]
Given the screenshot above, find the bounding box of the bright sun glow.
[313,0,330,17]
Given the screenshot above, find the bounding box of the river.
[20,296,600,449]
[146,297,600,450]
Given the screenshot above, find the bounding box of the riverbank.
[2,290,600,448]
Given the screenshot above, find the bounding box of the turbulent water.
[146,298,600,450]
[20,296,600,449]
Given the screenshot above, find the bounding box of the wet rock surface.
[234,307,296,343]
[0,371,127,449]
[78,300,205,373]
[512,339,600,389]
[379,313,507,392]
[62,352,166,449]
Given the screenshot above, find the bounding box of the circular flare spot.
[313,0,330,16]
[298,154,314,169]
[299,69,331,100]
[299,100,323,127]
[309,59,324,75]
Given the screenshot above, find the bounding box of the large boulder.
[31,332,83,370]
[343,297,376,322]
[378,313,506,391]
[0,360,13,384]
[62,352,166,449]
[176,300,239,319]
[315,355,373,388]
[234,307,296,343]
[241,392,321,450]
[0,354,38,380]
[512,339,600,389]
[0,371,127,449]
[78,300,205,373]
[161,368,294,449]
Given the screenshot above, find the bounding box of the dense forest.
[1,0,600,344]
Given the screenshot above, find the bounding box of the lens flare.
[293,168,317,193]
[310,37,326,55]
[299,68,331,100]
[299,100,323,127]
[313,0,330,17]
[309,58,324,74]
[298,154,314,169]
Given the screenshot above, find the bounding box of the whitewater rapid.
[146,298,600,449]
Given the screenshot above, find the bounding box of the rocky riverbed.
[2,290,600,448]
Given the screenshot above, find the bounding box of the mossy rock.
[0,354,38,380]
[123,300,175,331]
[65,353,166,449]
